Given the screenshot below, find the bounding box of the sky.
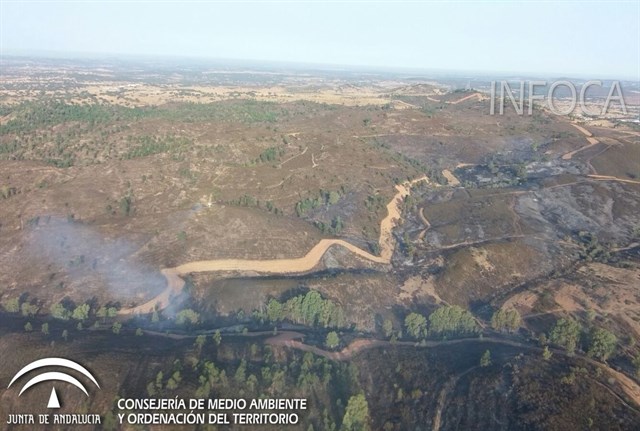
[1,1,638,79]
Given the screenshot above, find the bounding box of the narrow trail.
[441,169,461,186]
[266,331,388,361]
[417,206,431,240]
[455,163,476,169]
[611,242,640,252]
[422,235,528,253]
[265,174,292,189]
[266,332,528,362]
[562,123,600,160]
[447,93,483,105]
[432,365,480,431]
[586,175,640,185]
[392,100,421,109]
[266,333,640,409]
[351,133,427,139]
[120,176,429,315]
[123,325,640,410]
[278,146,308,168]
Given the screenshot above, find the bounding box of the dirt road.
[447,93,483,105]
[266,332,640,409]
[587,174,640,185]
[120,176,428,315]
[562,123,600,160]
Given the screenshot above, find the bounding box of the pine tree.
[326,331,340,349]
[480,350,491,367]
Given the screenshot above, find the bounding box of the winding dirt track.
[562,123,600,160]
[587,174,640,185]
[130,326,640,410]
[120,176,429,315]
[266,332,640,409]
[417,207,431,240]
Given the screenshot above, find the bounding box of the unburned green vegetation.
[295,188,346,217]
[264,290,347,328]
[404,305,479,340]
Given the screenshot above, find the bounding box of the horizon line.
[1,49,638,82]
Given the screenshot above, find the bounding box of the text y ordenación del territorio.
[116,398,308,426]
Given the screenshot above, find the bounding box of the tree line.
[295,187,345,217]
[263,291,347,329]
[402,305,479,340]
[547,317,617,361]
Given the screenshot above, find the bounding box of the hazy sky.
[1,1,638,79]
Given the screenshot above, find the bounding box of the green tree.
[300,291,324,325]
[96,306,108,321]
[151,310,160,323]
[480,350,491,367]
[538,333,548,346]
[429,305,478,337]
[542,346,552,361]
[135,328,144,336]
[50,303,70,320]
[249,343,259,357]
[71,304,90,321]
[587,327,617,361]
[324,408,337,431]
[24,322,33,332]
[165,371,181,390]
[175,308,200,326]
[62,329,68,341]
[246,374,258,393]
[195,335,207,350]
[155,371,164,390]
[21,302,39,317]
[331,215,344,234]
[213,330,222,346]
[328,191,341,205]
[267,299,283,322]
[341,394,370,431]
[382,319,394,338]
[41,323,49,335]
[234,360,247,384]
[1,297,20,313]
[112,322,122,334]
[120,195,132,216]
[550,318,582,355]
[404,312,427,339]
[166,377,178,390]
[490,308,522,332]
[326,331,340,349]
[269,291,346,328]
